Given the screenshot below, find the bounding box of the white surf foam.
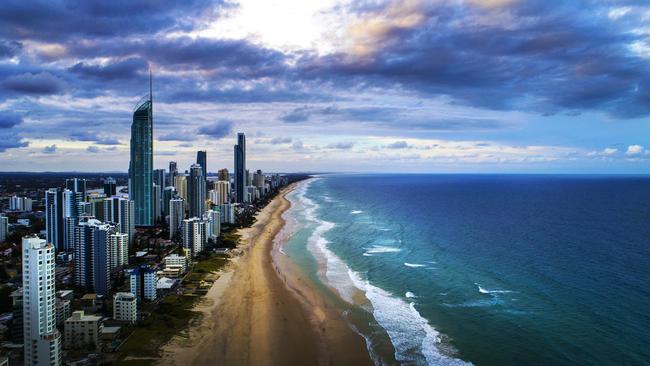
[349,271,473,366]
[351,210,363,214]
[364,245,402,255]
[476,283,513,294]
[406,291,416,298]
[294,179,472,366]
[404,262,426,268]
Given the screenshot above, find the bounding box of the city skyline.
[1,0,650,173]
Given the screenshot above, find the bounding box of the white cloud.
[626,144,644,156]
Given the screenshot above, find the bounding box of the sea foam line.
[296,179,472,366]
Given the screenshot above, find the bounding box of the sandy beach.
[159,184,373,366]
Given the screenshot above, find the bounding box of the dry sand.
[159,184,373,366]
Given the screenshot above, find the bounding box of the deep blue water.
[286,174,650,365]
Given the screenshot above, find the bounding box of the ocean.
[280,174,650,365]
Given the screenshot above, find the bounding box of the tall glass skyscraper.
[234,133,246,203]
[188,164,206,218]
[196,150,208,198]
[129,73,154,226]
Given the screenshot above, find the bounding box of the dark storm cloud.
[69,57,148,81]
[269,137,293,144]
[0,0,648,157]
[295,0,650,118]
[281,105,508,130]
[69,131,121,145]
[326,141,354,150]
[386,141,409,149]
[197,120,234,139]
[0,0,225,41]
[3,72,63,95]
[0,132,28,152]
[158,132,196,142]
[0,40,22,58]
[0,112,23,129]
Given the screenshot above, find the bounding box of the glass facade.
[129,98,153,226]
[234,133,246,203]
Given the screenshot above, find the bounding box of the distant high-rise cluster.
[15,77,290,364]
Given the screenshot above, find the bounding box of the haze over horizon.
[1,0,650,173]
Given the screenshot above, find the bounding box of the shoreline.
[159,183,372,365]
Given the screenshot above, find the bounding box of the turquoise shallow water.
[281,174,650,366]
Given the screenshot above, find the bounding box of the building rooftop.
[67,310,102,322]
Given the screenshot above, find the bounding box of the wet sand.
[159,184,372,366]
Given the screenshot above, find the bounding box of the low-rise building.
[113,292,137,323]
[64,311,102,350]
[130,265,157,302]
[164,253,188,272]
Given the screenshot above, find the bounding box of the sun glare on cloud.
[189,0,342,54]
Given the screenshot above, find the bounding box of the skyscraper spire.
[149,67,152,104]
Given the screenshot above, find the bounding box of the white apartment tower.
[22,236,62,366]
[169,198,184,240]
[181,217,206,257]
[113,292,137,323]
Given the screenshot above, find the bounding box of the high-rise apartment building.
[104,196,134,244]
[73,218,119,296]
[169,198,184,240]
[22,235,62,366]
[182,217,206,257]
[168,161,177,187]
[188,164,206,218]
[103,177,117,197]
[130,265,157,302]
[45,188,65,252]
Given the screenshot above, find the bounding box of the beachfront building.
[161,253,189,278]
[113,292,137,323]
[22,235,62,366]
[246,186,258,203]
[129,74,154,226]
[169,198,185,240]
[130,265,157,302]
[205,209,221,241]
[182,217,206,257]
[234,133,246,203]
[220,203,236,224]
[64,311,102,350]
[164,253,188,272]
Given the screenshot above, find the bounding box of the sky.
[1,0,650,173]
